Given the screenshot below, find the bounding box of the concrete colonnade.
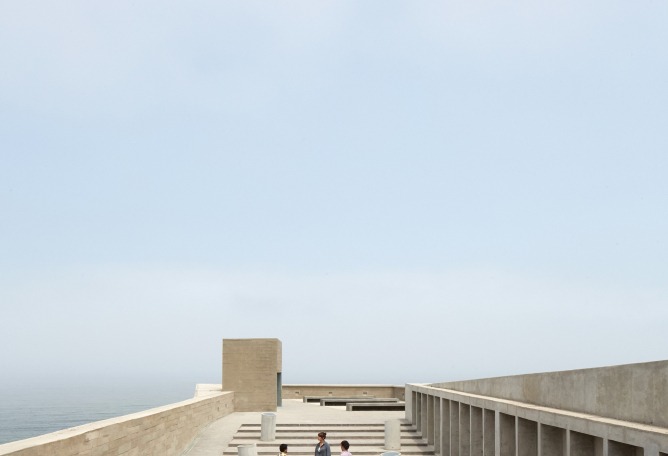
[406,385,667,456]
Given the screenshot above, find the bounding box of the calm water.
[0,381,195,445]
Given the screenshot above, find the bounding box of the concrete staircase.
[223,423,433,456]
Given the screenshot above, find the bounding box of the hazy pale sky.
[1,1,667,387]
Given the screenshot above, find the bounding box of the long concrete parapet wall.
[0,389,234,456]
[283,384,405,401]
[430,360,668,428]
[405,383,668,456]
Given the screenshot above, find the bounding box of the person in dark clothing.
[315,432,331,456]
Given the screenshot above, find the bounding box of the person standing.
[279,444,288,456]
[315,432,331,456]
[340,440,352,456]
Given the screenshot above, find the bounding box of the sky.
[1,1,667,389]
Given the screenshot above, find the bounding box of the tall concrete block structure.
[222,338,282,412]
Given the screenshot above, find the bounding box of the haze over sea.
[0,380,193,445]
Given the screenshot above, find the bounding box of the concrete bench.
[346,401,406,411]
[320,398,398,406]
[302,396,374,403]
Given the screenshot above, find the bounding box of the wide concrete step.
[223,447,432,456]
[221,445,434,456]
[238,427,415,437]
[230,439,427,446]
[224,421,433,456]
[234,432,421,445]
[240,424,415,428]
[236,424,419,439]
[223,451,432,456]
[236,430,419,435]
[237,428,416,432]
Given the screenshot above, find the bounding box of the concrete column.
[538,423,542,456]
[495,411,501,456]
[518,418,537,456]
[609,440,643,456]
[515,417,519,456]
[642,444,657,456]
[386,419,402,450]
[428,395,435,446]
[451,402,460,456]
[471,407,483,456]
[435,399,442,455]
[416,393,422,432]
[238,444,257,456]
[594,439,604,456]
[460,404,471,456]
[539,424,565,456]
[498,413,515,456]
[421,394,429,439]
[260,412,276,441]
[570,431,596,456]
[443,400,452,456]
[483,409,495,456]
[406,389,414,423]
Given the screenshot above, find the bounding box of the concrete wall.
[431,360,668,428]
[222,338,282,412]
[282,384,405,401]
[407,383,668,456]
[0,390,234,456]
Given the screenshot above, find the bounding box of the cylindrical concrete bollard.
[238,444,257,456]
[261,412,277,441]
[384,419,401,450]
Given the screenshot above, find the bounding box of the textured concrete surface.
[283,385,405,402]
[409,383,668,456]
[431,360,668,428]
[181,398,407,456]
[0,392,235,456]
[223,338,282,412]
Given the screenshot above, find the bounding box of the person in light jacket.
[315,432,331,456]
[340,440,352,456]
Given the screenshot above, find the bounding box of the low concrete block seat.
[320,397,399,406]
[303,395,375,403]
[346,401,406,411]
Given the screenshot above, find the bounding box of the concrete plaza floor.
[181,399,407,456]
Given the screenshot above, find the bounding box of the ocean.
[0,380,196,445]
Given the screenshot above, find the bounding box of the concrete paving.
[181,399,409,456]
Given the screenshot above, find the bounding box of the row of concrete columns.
[411,392,651,456]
